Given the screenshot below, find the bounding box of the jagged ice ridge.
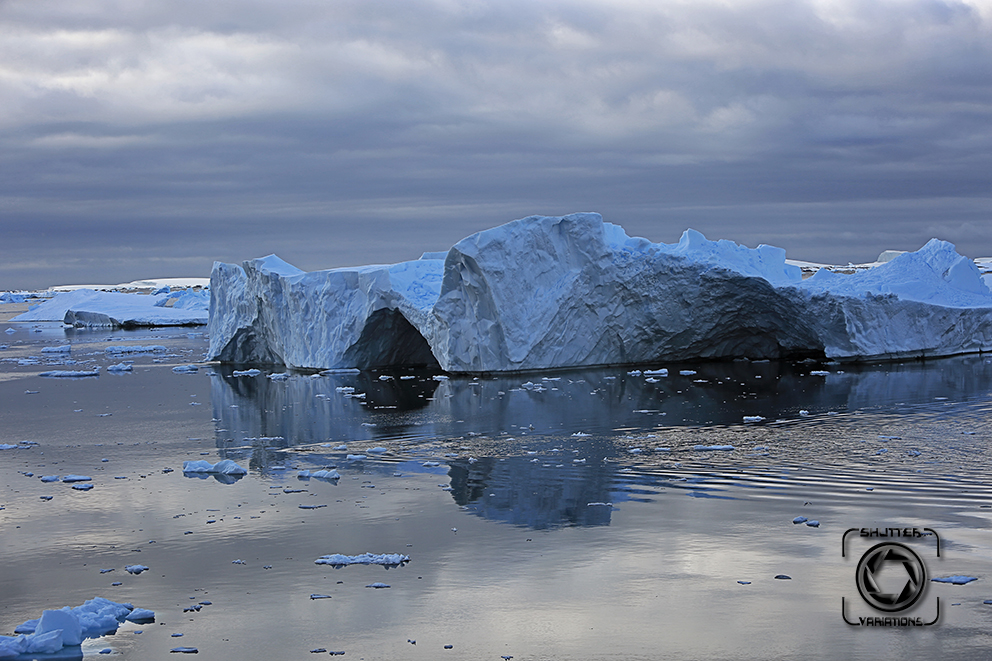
[207,213,992,372]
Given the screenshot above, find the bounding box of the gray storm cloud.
[1,0,991,288]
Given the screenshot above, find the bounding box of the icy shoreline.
[205,213,992,372]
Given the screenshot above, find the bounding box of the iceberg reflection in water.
[208,355,992,529]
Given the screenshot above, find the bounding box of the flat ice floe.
[207,213,992,372]
[39,368,100,378]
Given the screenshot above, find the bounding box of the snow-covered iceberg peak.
[207,212,992,371]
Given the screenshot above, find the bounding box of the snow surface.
[12,288,207,327]
[207,213,992,372]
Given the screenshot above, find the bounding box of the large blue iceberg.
[207,213,992,372]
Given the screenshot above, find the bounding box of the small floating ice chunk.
[169,647,198,654]
[172,365,198,374]
[432,375,449,381]
[107,363,133,372]
[314,553,410,567]
[181,459,247,475]
[586,502,613,507]
[774,574,792,580]
[72,483,94,491]
[743,416,765,423]
[346,454,367,461]
[366,582,390,588]
[679,370,696,376]
[268,372,289,381]
[125,565,149,574]
[310,594,332,600]
[232,369,261,377]
[932,576,978,585]
[809,370,830,376]
[368,447,388,454]
[798,410,810,416]
[806,520,820,527]
[792,516,807,524]
[40,475,59,483]
[694,445,734,451]
[63,475,93,483]
[125,608,155,623]
[643,369,668,376]
[571,432,590,437]
[422,461,440,467]
[299,504,327,509]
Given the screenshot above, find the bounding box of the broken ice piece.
[169,647,198,654]
[314,553,409,567]
[792,516,807,524]
[774,575,792,580]
[366,582,390,589]
[181,459,247,475]
[806,520,820,527]
[125,565,149,575]
[310,594,332,600]
[932,576,978,585]
[125,608,155,622]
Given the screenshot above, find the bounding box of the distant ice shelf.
[206,213,992,372]
[11,287,208,328]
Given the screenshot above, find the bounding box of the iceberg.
[207,213,992,372]
[12,288,207,328]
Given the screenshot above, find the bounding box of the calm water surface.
[1,319,991,660]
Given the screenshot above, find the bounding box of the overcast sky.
[2,0,991,289]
